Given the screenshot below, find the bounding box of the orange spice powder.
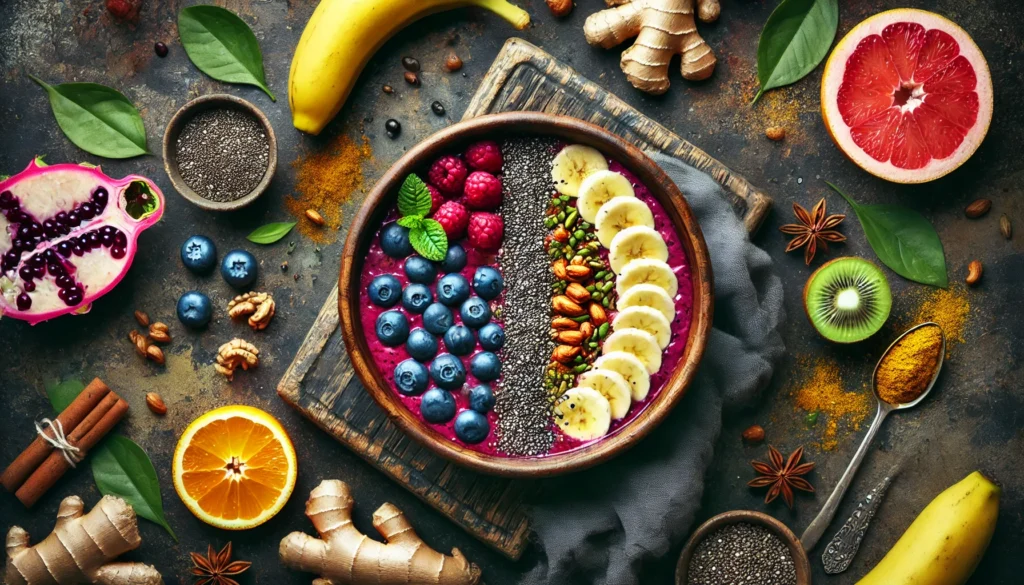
[910,285,971,349]
[791,357,872,451]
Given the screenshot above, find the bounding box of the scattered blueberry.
[394,359,429,396]
[429,353,466,390]
[470,351,501,381]
[420,388,456,423]
[176,291,213,328]
[478,323,505,351]
[472,266,504,300]
[180,235,217,274]
[404,255,437,284]
[422,302,454,336]
[402,283,433,314]
[380,222,413,258]
[220,249,258,289]
[368,274,402,307]
[454,410,490,444]
[406,328,439,362]
[436,273,470,306]
[460,297,491,328]
[375,310,409,347]
[443,325,476,356]
[440,244,467,273]
[468,384,495,413]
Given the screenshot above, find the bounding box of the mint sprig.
[397,173,447,261]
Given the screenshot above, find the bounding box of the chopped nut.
[588,303,607,326]
[765,126,786,141]
[216,338,260,381]
[552,258,568,280]
[146,344,165,365]
[556,330,584,345]
[552,317,579,330]
[579,322,594,339]
[966,260,983,286]
[565,265,591,282]
[546,0,573,17]
[552,226,570,243]
[1000,214,1012,240]
[305,209,325,226]
[445,52,463,72]
[565,282,591,303]
[145,392,167,415]
[134,310,149,327]
[964,199,991,218]
[552,345,581,364]
[742,425,765,443]
[552,295,585,316]
[227,292,276,331]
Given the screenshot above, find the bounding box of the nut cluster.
[227,291,276,331]
[127,310,171,366]
[215,338,260,381]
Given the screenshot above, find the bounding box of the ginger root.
[5,495,163,585]
[584,0,720,94]
[279,480,481,585]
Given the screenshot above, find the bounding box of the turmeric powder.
[792,357,871,451]
[875,324,943,405]
[286,134,373,244]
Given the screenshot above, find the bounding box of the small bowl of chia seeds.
[676,511,811,585]
[162,94,277,212]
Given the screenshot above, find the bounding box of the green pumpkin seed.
[594,270,608,280]
[569,236,577,247]
[600,281,614,293]
[592,291,604,302]
[571,314,590,323]
[597,323,610,338]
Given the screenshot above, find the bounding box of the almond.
[552,345,581,364]
[149,329,171,344]
[556,330,585,345]
[1000,214,1012,240]
[742,425,765,443]
[965,199,991,218]
[146,344,165,365]
[966,260,983,286]
[566,282,591,303]
[552,258,568,280]
[579,322,595,339]
[552,295,585,317]
[305,209,325,226]
[589,303,607,326]
[134,310,149,327]
[565,264,591,282]
[150,321,169,333]
[145,392,167,415]
[552,317,579,330]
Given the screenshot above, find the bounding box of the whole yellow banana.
[289,0,530,135]
[856,471,1000,585]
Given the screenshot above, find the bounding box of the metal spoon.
[800,322,945,551]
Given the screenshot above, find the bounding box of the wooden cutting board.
[277,38,772,561]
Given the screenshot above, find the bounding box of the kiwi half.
[803,257,892,343]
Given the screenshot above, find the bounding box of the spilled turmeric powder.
[286,134,373,244]
[791,356,872,451]
[910,285,970,349]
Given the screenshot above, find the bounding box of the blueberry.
[375,310,409,347]
[429,353,466,390]
[402,283,432,314]
[220,249,258,289]
[454,410,490,444]
[368,274,402,307]
[468,384,495,413]
[436,273,470,306]
[470,351,501,381]
[380,222,413,258]
[404,255,437,284]
[443,325,476,356]
[460,296,491,328]
[420,388,457,424]
[180,235,217,274]
[478,323,505,351]
[176,291,213,328]
[440,244,467,273]
[394,359,429,396]
[472,266,504,300]
[406,328,438,362]
[422,302,454,336]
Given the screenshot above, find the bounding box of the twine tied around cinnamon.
[34,419,82,467]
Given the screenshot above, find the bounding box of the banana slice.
[551,145,608,196]
[612,305,672,349]
[602,327,662,374]
[576,170,635,223]
[577,368,632,419]
[595,197,655,247]
[608,226,668,274]
[594,351,651,401]
[617,283,676,323]
[616,258,678,298]
[553,387,612,441]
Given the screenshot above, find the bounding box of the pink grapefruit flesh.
[822,9,992,183]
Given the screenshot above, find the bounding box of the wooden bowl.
[339,112,713,477]
[675,511,812,585]
[162,94,277,212]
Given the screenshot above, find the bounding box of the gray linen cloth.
[524,152,786,585]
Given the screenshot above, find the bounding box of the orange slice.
[172,405,297,530]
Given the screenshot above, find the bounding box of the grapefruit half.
[822,9,992,183]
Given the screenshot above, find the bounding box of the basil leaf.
[29,76,149,158]
[396,215,424,229]
[247,221,296,244]
[397,174,432,218]
[91,436,177,541]
[409,219,448,261]
[178,5,276,101]
[752,0,838,104]
[45,379,85,412]
[829,183,948,288]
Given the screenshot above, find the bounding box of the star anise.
[748,445,815,509]
[779,198,846,265]
[191,542,251,585]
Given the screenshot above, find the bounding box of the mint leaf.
[409,219,448,261]
[398,174,432,218]
[397,215,424,229]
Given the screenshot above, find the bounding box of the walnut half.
[215,338,260,381]
[227,292,276,331]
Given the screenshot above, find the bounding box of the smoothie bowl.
[340,113,712,477]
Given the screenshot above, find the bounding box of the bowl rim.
[161,93,278,212]
[339,112,713,477]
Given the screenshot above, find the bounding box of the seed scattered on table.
[175,108,269,202]
[687,523,797,585]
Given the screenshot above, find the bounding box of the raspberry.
[433,201,470,239]
[427,184,444,215]
[464,141,503,173]
[463,171,503,210]
[467,212,504,252]
[427,155,468,195]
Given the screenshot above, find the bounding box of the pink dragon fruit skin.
[0,159,164,325]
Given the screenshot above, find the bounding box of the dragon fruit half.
[0,159,164,325]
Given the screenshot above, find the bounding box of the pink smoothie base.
[358,158,694,459]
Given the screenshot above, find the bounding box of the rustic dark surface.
[0,1,1021,584]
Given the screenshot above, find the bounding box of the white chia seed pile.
[175,108,269,202]
[687,523,797,585]
[493,137,558,456]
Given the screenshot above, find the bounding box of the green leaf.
[409,219,448,261]
[396,215,424,229]
[45,379,85,412]
[828,183,948,288]
[247,221,296,244]
[178,6,276,101]
[29,76,149,158]
[91,436,177,540]
[752,0,839,104]
[397,174,432,218]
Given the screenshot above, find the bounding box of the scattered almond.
[546,0,573,17]
[556,330,585,345]
[150,322,169,333]
[134,310,149,327]
[128,330,148,357]
[552,317,579,330]
[404,71,419,86]
[305,209,325,226]
[149,329,171,344]
[552,258,568,280]
[589,303,607,326]
[765,126,786,141]
[579,322,595,339]
[145,392,167,415]
[742,424,765,443]
[565,282,591,303]
[1000,214,1012,240]
[565,264,591,282]
[966,260,983,286]
[552,345,581,364]
[552,295,585,317]
[146,344,165,365]
[964,199,991,218]
[445,52,463,72]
